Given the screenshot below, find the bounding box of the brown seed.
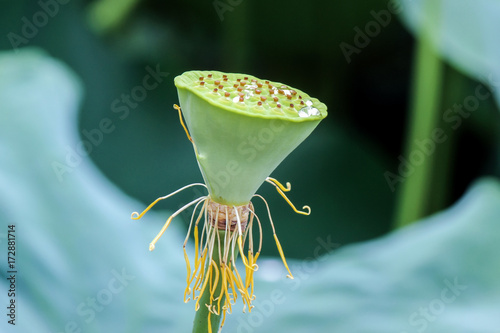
[291,90,297,96]
[273,97,278,102]
[260,96,267,102]
[258,101,262,106]
[223,77,228,81]
[215,80,220,85]
[286,94,292,100]
[223,75,227,78]
[257,82,263,88]
[255,89,261,94]
[200,81,205,86]
[208,74,213,78]
[237,78,241,82]
[238,92,245,97]
[290,103,294,108]
[278,89,284,95]
[265,80,269,84]
[240,80,247,86]
[239,96,244,102]
[300,100,305,105]
[218,85,223,89]
[199,77,204,81]
[237,86,243,92]
[234,84,239,88]
[277,103,281,108]
[213,88,218,92]
[299,95,302,99]
[225,92,230,97]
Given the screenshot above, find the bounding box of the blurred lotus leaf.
[399,0,500,108]
[0,48,191,333]
[225,178,500,333]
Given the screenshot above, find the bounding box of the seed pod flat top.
[174,70,328,122]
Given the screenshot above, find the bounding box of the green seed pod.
[174,70,327,206]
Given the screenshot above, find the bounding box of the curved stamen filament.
[248,205,263,255]
[149,196,206,251]
[183,247,192,302]
[184,198,207,247]
[140,185,304,330]
[273,234,293,279]
[209,259,220,301]
[266,177,291,191]
[174,104,193,143]
[265,177,311,215]
[254,194,294,279]
[131,183,206,220]
[234,205,254,272]
[195,258,214,311]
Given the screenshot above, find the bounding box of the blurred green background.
[1,0,500,332]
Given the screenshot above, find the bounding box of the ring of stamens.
[131,175,310,332]
[207,200,250,232]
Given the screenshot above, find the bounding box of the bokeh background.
[1,0,500,332]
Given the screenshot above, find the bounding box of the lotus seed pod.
[174,70,327,206]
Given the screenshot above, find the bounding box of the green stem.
[426,67,465,213]
[393,1,444,228]
[192,232,224,333]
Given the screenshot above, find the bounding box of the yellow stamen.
[195,259,213,311]
[232,264,252,308]
[273,234,294,279]
[193,248,207,297]
[245,250,253,288]
[248,205,263,255]
[183,247,192,302]
[193,225,200,270]
[174,104,193,143]
[216,264,228,314]
[254,194,294,279]
[209,260,220,300]
[237,235,253,271]
[250,252,260,298]
[131,183,206,220]
[220,306,228,330]
[149,196,206,251]
[266,177,291,191]
[225,264,237,305]
[265,177,311,215]
[207,311,212,333]
[234,206,254,272]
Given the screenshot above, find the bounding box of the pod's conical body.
[175,70,327,205]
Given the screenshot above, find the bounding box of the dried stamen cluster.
[207,200,250,231]
[183,197,262,329]
[131,177,303,332]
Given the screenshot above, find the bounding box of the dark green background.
[1,0,499,259]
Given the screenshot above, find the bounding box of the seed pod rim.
[174,70,328,122]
